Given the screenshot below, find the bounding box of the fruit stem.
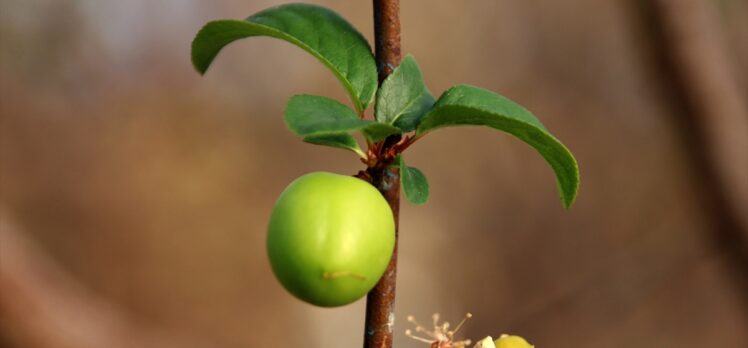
[364,1,401,348]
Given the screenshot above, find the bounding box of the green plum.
[495,334,534,348]
[267,171,395,307]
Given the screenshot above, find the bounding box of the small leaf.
[284,95,400,142]
[399,156,429,205]
[375,55,435,131]
[192,3,377,113]
[417,85,579,208]
[303,134,365,158]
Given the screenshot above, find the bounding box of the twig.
[364,1,402,348]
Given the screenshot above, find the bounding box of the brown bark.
[372,0,402,83]
[364,1,402,348]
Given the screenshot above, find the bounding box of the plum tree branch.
[363,1,402,348]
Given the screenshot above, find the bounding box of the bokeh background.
[2,0,748,347]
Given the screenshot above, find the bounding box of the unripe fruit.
[267,172,395,307]
[495,334,534,348]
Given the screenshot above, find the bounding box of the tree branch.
[364,1,402,348]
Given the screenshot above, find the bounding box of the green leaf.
[398,156,429,205]
[417,85,579,208]
[303,134,365,158]
[360,123,402,143]
[375,55,435,131]
[284,95,365,136]
[192,3,377,113]
[284,95,400,142]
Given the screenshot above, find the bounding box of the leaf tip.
[411,197,429,205]
[562,193,577,209]
[190,43,210,76]
[560,166,580,209]
[192,61,208,75]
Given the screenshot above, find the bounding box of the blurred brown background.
[1,0,748,347]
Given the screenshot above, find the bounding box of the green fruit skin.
[267,172,395,307]
[495,335,534,348]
